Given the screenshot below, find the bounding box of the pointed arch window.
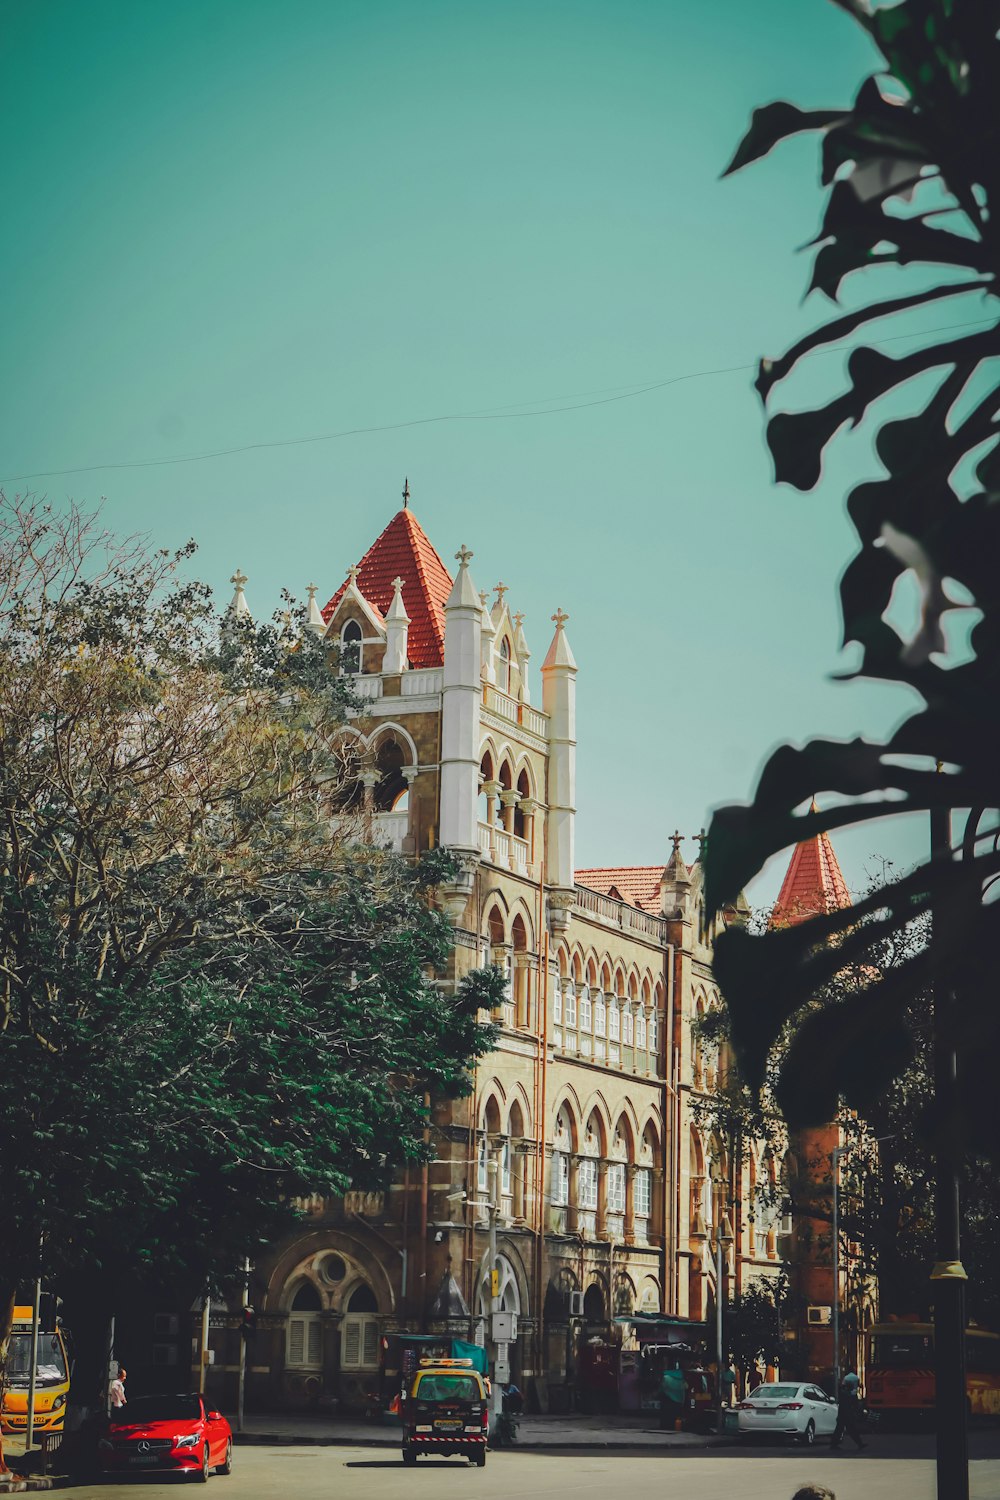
[340,619,363,675]
[622,1007,634,1046]
[342,1283,379,1370]
[608,1002,620,1043]
[594,995,606,1037]
[563,982,577,1029]
[578,986,592,1033]
[286,1282,323,1371]
[551,1151,569,1206]
[498,636,512,694]
[636,1010,647,1050]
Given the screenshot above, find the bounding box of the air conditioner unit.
[569,1291,585,1318]
[807,1305,833,1327]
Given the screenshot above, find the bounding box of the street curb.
[0,1478,72,1493]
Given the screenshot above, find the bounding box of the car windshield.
[110,1395,203,1425]
[5,1335,67,1387]
[413,1374,482,1402]
[751,1385,801,1400]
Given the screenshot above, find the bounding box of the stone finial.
[494,580,508,605]
[305,581,325,636]
[692,828,708,859]
[670,829,684,856]
[551,607,569,630]
[228,568,250,618]
[347,564,361,585]
[455,544,473,568]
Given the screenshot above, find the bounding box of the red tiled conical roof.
[770,821,851,929]
[322,509,454,669]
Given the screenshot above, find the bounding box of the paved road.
[68,1443,1000,1500]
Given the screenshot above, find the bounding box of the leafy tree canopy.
[0,496,500,1361]
[706,0,1000,1156]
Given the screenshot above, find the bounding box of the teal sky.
[2,0,936,905]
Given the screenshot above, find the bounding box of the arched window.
[579,986,592,1033]
[622,1006,634,1046]
[373,736,406,812]
[594,994,606,1037]
[286,1282,323,1371]
[608,1000,620,1043]
[342,1282,379,1370]
[477,1133,489,1195]
[498,636,512,694]
[636,1009,647,1050]
[340,619,363,675]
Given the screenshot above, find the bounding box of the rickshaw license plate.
[435,1420,462,1430]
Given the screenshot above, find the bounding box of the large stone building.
[212,497,827,1411]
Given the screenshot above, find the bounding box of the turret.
[439,545,481,853]
[383,575,411,673]
[541,608,577,894]
[305,582,325,637]
[480,591,496,686]
[513,611,531,705]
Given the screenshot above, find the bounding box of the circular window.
[320,1254,347,1284]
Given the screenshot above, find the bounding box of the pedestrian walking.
[830,1368,866,1450]
[109,1365,127,1409]
[658,1363,687,1430]
[720,1362,737,1406]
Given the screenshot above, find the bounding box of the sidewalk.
[235,1410,716,1449]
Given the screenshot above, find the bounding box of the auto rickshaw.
[400,1357,489,1466]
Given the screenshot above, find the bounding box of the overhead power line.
[2,313,994,486]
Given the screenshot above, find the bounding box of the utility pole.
[930,800,968,1500]
[198,1290,211,1397]
[831,1145,845,1394]
[24,1278,41,1451]
[236,1260,250,1435]
[487,1162,501,1435]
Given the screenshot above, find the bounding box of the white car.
[736,1382,838,1445]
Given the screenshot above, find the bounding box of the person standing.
[659,1364,687,1431]
[109,1365,127,1410]
[831,1368,865,1450]
[720,1363,737,1406]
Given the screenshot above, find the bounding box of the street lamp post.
[831,1145,846,1395]
[715,1199,733,1424]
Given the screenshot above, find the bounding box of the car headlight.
[51,1395,65,1410]
[174,1434,200,1448]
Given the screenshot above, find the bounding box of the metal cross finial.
[494,580,508,604]
[670,830,684,855]
[230,568,248,590]
[348,564,360,584]
[551,607,569,629]
[692,827,708,856]
[402,477,410,508]
[455,544,473,568]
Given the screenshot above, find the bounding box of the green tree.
[705,0,1000,1156]
[0,495,500,1457]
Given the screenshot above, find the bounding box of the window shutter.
[343,1318,361,1367]
[307,1318,322,1369]
[288,1318,305,1366]
[362,1320,379,1368]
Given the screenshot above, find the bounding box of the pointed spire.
[542,607,576,672]
[305,582,325,636]
[770,803,851,929]
[384,575,411,672]
[386,576,410,623]
[446,543,479,609]
[664,829,690,885]
[228,568,251,619]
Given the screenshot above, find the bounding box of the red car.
[99,1393,232,1481]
